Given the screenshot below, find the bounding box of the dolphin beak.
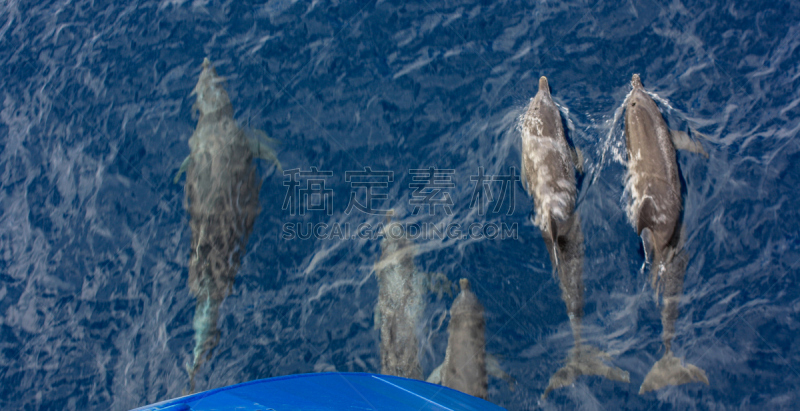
[539,76,550,94]
[631,74,643,89]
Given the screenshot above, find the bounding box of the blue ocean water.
[1,0,799,409]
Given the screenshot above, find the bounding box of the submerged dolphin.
[175,58,279,392]
[624,74,708,393]
[426,279,514,400]
[429,278,487,399]
[520,77,629,398]
[374,220,449,380]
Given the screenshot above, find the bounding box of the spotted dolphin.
[520,77,629,398]
[624,74,708,393]
[519,76,579,269]
[175,58,279,392]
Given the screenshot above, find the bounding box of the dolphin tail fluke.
[639,350,708,394]
[542,345,630,399]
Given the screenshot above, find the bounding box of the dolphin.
[374,219,449,380]
[429,278,487,399]
[426,279,515,400]
[624,74,708,393]
[175,58,279,392]
[519,76,579,268]
[520,77,629,398]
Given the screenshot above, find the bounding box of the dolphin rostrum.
[175,58,279,392]
[374,219,449,380]
[520,77,629,398]
[426,279,515,400]
[624,74,708,393]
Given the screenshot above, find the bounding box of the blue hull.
[131,372,507,411]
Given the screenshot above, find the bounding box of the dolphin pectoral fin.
[670,129,708,158]
[571,147,585,174]
[253,141,282,170]
[690,129,713,145]
[252,128,280,145]
[174,156,191,184]
[641,227,660,296]
[248,130,282,170]
[639,351,708,394]
[637,195,657,263]
[542,345,630,399]
[641,227,655,265]
[426,363,444,384]
[486,353,516,391]
[548,216,560,272]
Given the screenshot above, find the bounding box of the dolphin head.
[191,58,233,116]
[631,74,643,89]
[459,278,471,292]
[539,76,550,95]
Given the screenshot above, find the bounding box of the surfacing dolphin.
[426,278,515,400]
[520,77,629,398]
[175,58,279,392]
[624,74,708,394]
